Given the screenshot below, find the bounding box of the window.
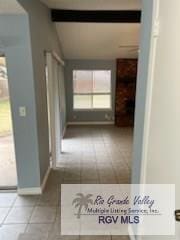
[73,70,111,110]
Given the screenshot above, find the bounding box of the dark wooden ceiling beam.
[51,9,141,23]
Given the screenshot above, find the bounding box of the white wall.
[134,0,180,187]
[132,0,180,239]
[145,0,180,185]
[144,3,180,234]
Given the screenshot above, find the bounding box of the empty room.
[48,1,141,186]
[0,0,141,238]
[1,0,180,240]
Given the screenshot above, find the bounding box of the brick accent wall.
[115,59,138,127]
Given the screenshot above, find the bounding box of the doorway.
[0,56,17,189]
[46,52,65,168]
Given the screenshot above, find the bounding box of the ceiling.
[56,23,140,59]
[0,0,25,14]
[42,0,142,59]
[41,0,141,10]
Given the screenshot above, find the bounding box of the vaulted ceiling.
[56,23,140,59]
[41,0,141,10]
[0,0,25,14]
[42,0,142,60]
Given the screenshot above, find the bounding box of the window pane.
[74,95,92,109]
[93,71,111,93]
[73,70,92,94]
[93,95,111,109]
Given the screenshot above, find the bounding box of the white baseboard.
[17,187,42,195]
[128,225,136,240]
[67,121,114,125]
[18,167,51,195]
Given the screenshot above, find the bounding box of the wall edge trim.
[41,166,51,193]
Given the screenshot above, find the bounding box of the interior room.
[1,0,180,239]
[0,0,141,239]
[51,2,141,185]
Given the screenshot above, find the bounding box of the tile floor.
[0,126,133,240]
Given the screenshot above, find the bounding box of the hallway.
[0,126,132,240]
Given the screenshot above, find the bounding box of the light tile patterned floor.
[0,126,133,240]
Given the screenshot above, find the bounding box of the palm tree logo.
[72,193,93,219]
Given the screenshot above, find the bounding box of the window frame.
[72,69,112,111]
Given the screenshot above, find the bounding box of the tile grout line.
[1,194,18,225]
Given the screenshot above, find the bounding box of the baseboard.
[128,225,136,240]
[18,167,51,195]
[17,187,42,195]
[67,121,115,125]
